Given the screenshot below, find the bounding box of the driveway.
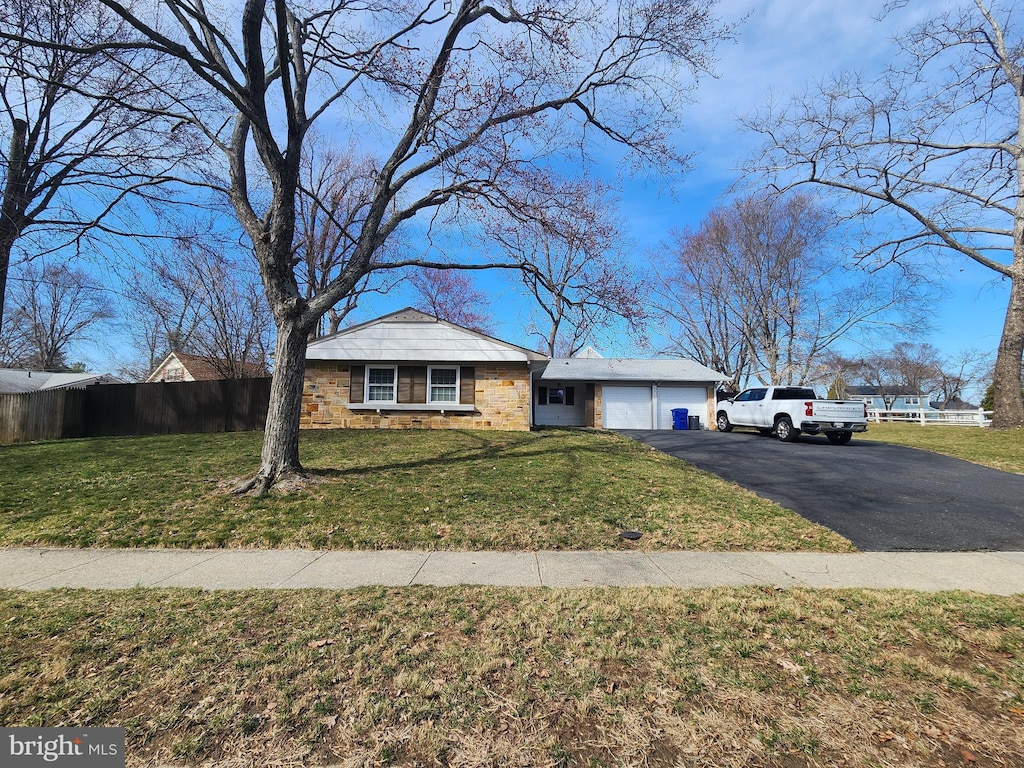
[620,429,1024,552]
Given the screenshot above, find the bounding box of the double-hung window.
[428,366,459,404]
[366,366,397,403]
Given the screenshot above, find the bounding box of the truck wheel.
[775,416,800,442]
[826,431,853,445]
[716,412,733,432]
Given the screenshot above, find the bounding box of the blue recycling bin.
[671,408,689,430]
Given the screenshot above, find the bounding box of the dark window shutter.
[349,365,365,403]
[566,386,575,406]
[460,367,475,404]
[536,386,547,406]
[399,366,427,403]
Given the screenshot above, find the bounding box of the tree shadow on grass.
[301,429,635,482]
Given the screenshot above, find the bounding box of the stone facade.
[583,383,605,428]
[302,361,532,431]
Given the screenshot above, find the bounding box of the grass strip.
[0,587,1021,767]
[0,429,850,551]
[861,422,1024,474]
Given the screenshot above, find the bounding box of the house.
[533,354,729,430]
[845,386,936,412]
[0,368,124,395]
[301,309,730,431]
[933,397,978,411]
[145,352,266,383]
[302,308,546,431]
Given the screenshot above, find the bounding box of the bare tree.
[0,0,193,336]
[294,138,393,339]
[1,261,114,370]
[486,175,646,356]
[934,348,993,407]
[653,193,927,387]
[124,235,272,378]
[745,0,1024,427]
[409,267,493,334]
[827,342,991,408]
[12,0,730,491]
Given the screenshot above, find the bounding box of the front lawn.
[861,422,1024,474]
[1,587,1020,767]
[0,428,851,551]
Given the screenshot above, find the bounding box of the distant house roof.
[573,346,604,359]
[306,307,547,363]
[536,358,728,383]
[0,369,124,394]
[146,352,266,383]
[846,386,921,396]
[934,397,978,410]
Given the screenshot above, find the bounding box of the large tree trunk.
[235,317,311,493]
[991,269,1024,429]
[0,119,29,334]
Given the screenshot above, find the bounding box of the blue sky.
[77,0,1007,382]
[366,0,1008,367]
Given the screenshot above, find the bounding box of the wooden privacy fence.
[0,377,272,444]
[0,388,86,444]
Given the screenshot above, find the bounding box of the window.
[537,386,575,406]
[366,366,397,402]
[736,388,767,402]
[428,367,458,403]
[904,396,920,407]
[772,387,817,400]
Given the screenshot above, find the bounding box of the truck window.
[771,388,817,400]
[749,388,767,401]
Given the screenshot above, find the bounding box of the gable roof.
[536,358,728,383]
[146,352,266,382]
[0,369,124,394]
[306,307,547,363]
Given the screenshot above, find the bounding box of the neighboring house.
[145,352,266,383]
[302,308,730,432]
[933,397,978,411]
[303,308,546,431]
[845,386,937,412]
[0,368,123,395]
[533,354,729,430]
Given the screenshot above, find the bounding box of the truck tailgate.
[811,400,865,420]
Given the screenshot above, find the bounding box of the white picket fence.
[866,408,993,427]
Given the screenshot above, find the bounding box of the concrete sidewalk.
[2,548,1023,594]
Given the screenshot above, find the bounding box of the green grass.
[861,422,1024,474]
[1,587,1020,766]
[0,428,851,551]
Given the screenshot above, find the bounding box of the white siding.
[535,401,586,426]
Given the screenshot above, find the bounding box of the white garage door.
[656,386,709,430]
[603,386,653,429]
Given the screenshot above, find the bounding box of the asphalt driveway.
[620,429,1024,552]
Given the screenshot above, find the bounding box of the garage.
[603,386,653,429]
[656,386,710,430]
[532,356,728,430]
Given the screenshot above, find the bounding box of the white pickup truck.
[715,386,868,444]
